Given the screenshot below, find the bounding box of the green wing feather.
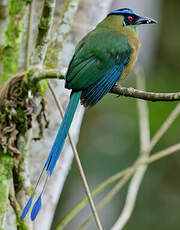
[65,28,131,91]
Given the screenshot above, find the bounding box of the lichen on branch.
[30,0,56,66]
[0,155,13,227]
[0,71,48,159]
[45,0,80,68]
[0,69,48,228]
[0,0,31,86]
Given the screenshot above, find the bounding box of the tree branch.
[30,0,56,66]
[78,173,133,230]
[0,0,29,85]
[0,0,9,77]
[45,0,81,68]
[111,84,180,102]
[9,179,29,230]
[6,68,179,102]
[25,2,33,70]
[2,68,180,103]
[31,68,180,102]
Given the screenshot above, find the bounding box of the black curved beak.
[135,16,157,25]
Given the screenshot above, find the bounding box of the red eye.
[128,16,133,22]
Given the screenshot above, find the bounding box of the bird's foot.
[114,83,120,87]
[113,83,121,98]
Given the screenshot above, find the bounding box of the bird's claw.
[113,83,121,97]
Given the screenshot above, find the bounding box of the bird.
[20,8,156,221]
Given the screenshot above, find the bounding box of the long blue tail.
[20,91,82,221]
[45,91,82,175]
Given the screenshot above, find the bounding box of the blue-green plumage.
[21,8,156,221]
[65,28,131,92]
[45,91,82,175]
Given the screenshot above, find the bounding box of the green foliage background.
[52,0,180,229]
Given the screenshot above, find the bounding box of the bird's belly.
[120,36,140,81]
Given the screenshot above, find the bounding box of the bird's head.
[107,8,157,27]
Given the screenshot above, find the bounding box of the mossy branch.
[1,69,180,102]
[45,0,80,68]
[0,155,13,227]
[9,180,30,230]
[0,1,34,229]
[0,0,30,86]
[0,68,48,229]
[30,0,56,66]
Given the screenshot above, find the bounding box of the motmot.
[21,8,156,221]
